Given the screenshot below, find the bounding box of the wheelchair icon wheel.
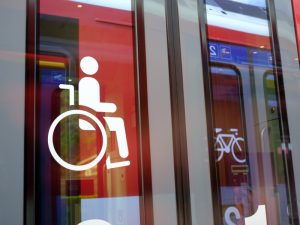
[48,109,107,171]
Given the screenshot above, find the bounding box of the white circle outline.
[48,110,107,171]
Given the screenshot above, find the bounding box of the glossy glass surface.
[204,0,300,224]
[178,0,214,224]
[35,1,142,225]
[293,0,300,59]
[0,0,26,224]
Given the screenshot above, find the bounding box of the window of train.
[202,0,300,224]
[33,1,150,225]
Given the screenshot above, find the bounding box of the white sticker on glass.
[78,219,112,225]
[215,128,246,163]
[48,56,130,171]
[224,205,267,225]
[245,205,267,225]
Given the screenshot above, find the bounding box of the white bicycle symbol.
[214,128,246,163]
[48,56,130,171]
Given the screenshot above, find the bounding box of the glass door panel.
[292,0,300,59]
[203,0,300,224]
[35,1,143,225]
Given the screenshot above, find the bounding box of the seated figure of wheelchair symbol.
[214,128,246,163]
[48,56,130,171]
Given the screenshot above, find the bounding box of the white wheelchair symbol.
[48,56,130,171]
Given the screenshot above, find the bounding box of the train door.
[30,1,145,225]
[19,0,300,225]
[203,0,300,223]
[209,42,252,221]
[208,44,297,224]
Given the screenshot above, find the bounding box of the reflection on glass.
[205,0,299,224]
[292,0,300,59]
[227,0,266,8]
[36,1,141,225]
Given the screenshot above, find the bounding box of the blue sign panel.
[208,41,273,68]
[250,49,273,68]
[208,42,248,65]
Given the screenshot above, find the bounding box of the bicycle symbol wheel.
[215,139,224,162]
[48,109,107,171]
[231,137,246,163]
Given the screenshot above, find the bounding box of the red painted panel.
[39,0,139,201]
[78,16,139,198]
[40,0,132,26]
[208,25,271,49]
